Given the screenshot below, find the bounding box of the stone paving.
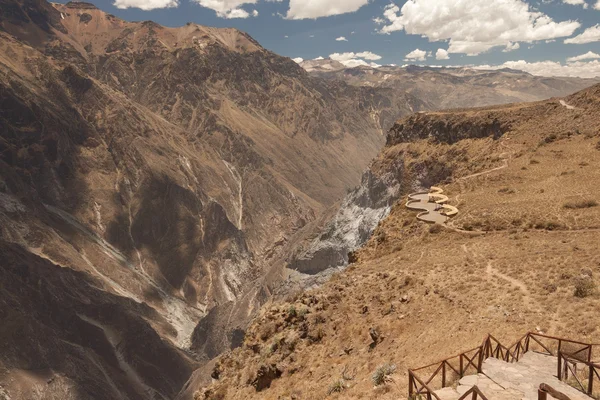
[434,352,592,400]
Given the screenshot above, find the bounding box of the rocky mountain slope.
[199,84,600,399]
[0,1,425,399]
[301,61,600,110]
[287,62,600,277]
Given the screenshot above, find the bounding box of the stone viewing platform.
[409,333,599,400]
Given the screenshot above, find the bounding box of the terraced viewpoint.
[406,186,459,224]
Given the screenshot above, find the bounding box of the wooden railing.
[558,351,600,397]
[538,383,572,400]
[408,345,483,399]
[408,332,597,400]
[458,386,489,400]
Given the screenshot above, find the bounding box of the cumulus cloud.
[113,0,177,10]
[185,0,259,18]
[286,0,369,19]
[562,0,588,7]
[404,48,427,61]
[503,42,520,52]
[567,51,600,62]
[330,51,382,61]
[595,0,600,9]
[329,51,383,67]
[565,25,600,44]
[474,59,600,78]
[436,48,449,60]
[292,57,304,63]
[379,0,580,55]
[336,36,348,41]
[314,56,325,60]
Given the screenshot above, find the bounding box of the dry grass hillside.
[198,84,600,400]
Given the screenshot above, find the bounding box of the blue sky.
[66,0,600,77]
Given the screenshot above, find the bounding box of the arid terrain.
[1,1,599,399]
[199,84,600,399]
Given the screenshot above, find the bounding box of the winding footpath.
[406,186,458,224]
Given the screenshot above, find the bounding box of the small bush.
[563,200,598,209]
[287,306,297,318]
[498,187,515,194]
[540,134,558,145]
[429,224,443,234]
[574,277,596,298]
[372,363,397,386]
[327,379,347,395]
[534,221,565,231]
[543,282,557,293]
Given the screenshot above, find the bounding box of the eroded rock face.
[0,1,423,398]
[288,109,512,275]
[387,112,511,146]
[289,167,404,274]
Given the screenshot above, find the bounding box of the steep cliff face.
[286,105,515,275]
[0,1,424,399]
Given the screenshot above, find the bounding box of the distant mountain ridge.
[299,58,600,109]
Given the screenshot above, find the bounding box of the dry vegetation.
[197,86,600,400]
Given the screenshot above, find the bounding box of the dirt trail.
[461,244,539,312]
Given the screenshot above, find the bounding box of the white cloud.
[252,9,258,16]
[329,51,383,67]
[565,25,600,44]
[404,48,427,61]
[188,0,259,18]
[567,51,600,62]
[336,36,348,41]
[475,59,600,78]
[330,51,382,61]
[113,0,177,10]
[379,0,580,55]
[225,8,250,18]
[435,48,449,60]
[286,0,369,19]
[503,42,520,52]
[292,57,304,63]
[595,0,600,9]
[562,0,588,7]
[314,56,325,60]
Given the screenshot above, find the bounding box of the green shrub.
[372,363,396,386]
[327,379,347,395]
[574,277,596,298]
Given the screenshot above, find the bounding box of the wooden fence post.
[442,362,446,388]
[588,366,594,396]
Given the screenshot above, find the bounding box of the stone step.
[434,352,593,400]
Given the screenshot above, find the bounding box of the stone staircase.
[435,352,593,400]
